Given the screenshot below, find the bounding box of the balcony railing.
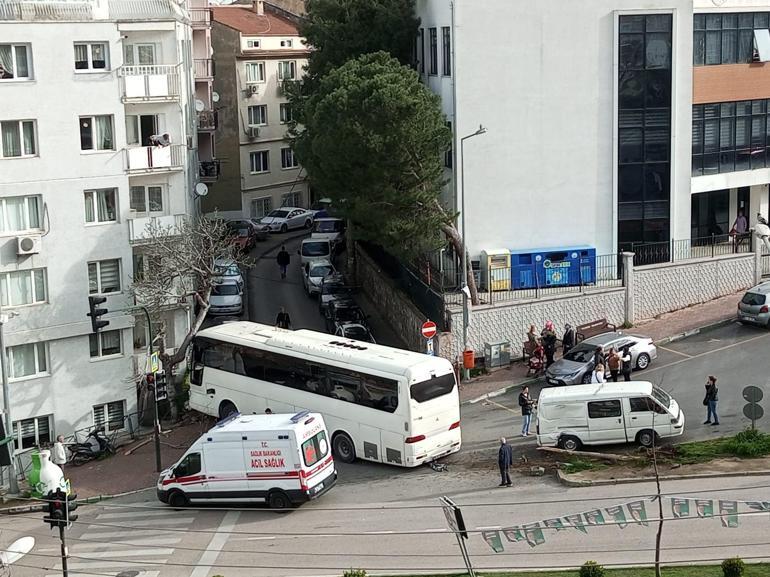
[125,144,185,173]
[129,214,186,243]
[199,160,220,182]
[190,7,210,27]
[194,59,214,79]
[119,65,180,101]
[197,109,218,131]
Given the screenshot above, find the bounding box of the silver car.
[302,259,335,296]
[544,331,657,386]
[737,282,770,326]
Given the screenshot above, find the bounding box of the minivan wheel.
[332,432,356,463]
[637,429,657,448]
[268,490,292,510]
[218,401,238,420]
[168,490,189,508]
[558,435,582,451]
[636,353,651,370]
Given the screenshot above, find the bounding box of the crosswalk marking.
[55,560,169,570]
[51,537,182,549]
[72,548,175,559]
[85,516,196,527]
[95,509,182,520]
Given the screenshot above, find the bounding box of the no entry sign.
[421,320,437,339]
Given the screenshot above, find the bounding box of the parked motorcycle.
[68,427,116,466]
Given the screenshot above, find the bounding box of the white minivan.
[157,411,336,509]
[536,381,684,451]
[299,238,332,266]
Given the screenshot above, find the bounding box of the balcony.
[194,59,214,79]
[197,109,218,131]
[129,214,186,243]
[190,7,211,27]
[125,144,185,173]
[199,160,220,182]
[119,65,180,102]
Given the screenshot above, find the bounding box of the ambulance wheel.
[637,429,658,448]
[168,490,189,509]
[218,401,238,419]
[558,435,582,451]
[332,432,356,463]
[268,490,291,509]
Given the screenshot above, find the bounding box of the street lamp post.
[460,124,487,382]
[0,311,19,494]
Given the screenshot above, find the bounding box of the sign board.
[426,339,435,356]
[743,386,764,403]
[440,496,468,539]
[421,320,437,339]
[742,385,764,430]
[150,352,160,374]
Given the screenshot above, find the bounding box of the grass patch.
[675,429,770,465]
[562,457,607,473]
[395,564,770,577]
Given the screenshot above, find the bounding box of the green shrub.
[342,570,367,577]
[722,557,745,577]
[579,560,605,577]
[724,429,770,458]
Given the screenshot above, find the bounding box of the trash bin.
[463,349,475,369]
[484,340,512,368]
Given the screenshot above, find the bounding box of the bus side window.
[190,341,206,385]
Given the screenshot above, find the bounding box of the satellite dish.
[0,537,34,567]
[195,99,205,112]
[212,91,220,103]
[195,183,209,197]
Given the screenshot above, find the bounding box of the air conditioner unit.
[17,234,41,256]
[246,126,260,138]
[248,84,259,95]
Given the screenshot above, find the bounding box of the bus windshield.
[410,373,456,403]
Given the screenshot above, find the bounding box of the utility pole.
[58,524,68,577]
[0,312,19,494]
[140,306,162,474]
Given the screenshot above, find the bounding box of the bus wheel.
[218,401,237,419]
[332,432,356,463]
[168,490,189,509]
[268,490,291,509]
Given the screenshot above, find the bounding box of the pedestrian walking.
[593,346,605,369]
[541,321,557,368]
[606,347,621,382]
[497,437,513,487]
[52,435,67,467]
[276,245,291,279]
[275,307,291,329]
[620,345,633,382]
[703,375,719,425]
[562,323,575,355]
[519,385,535,437]
[591,363,606,384]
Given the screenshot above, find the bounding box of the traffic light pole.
[139,306,162,474]
[0,313,19,495]
[58,524,69,577]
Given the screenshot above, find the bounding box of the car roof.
[539,381,654,403]
[331,298,358,308]
[583,332,626,346]
[213,277,241,286]
[747,282,770,294]
[276,206,301,211]
[309,259,333,268]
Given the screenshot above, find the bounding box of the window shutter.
[100,260,120,292]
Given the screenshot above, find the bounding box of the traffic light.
[66,492,79,527]
[155,371,168,402]
[43,489,66,529]
[87,296,109,333]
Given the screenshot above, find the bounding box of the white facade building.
[0,0,196,452]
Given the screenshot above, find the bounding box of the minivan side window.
[174,452,201,478]
[588,400,622,418]
[630,397,668,414]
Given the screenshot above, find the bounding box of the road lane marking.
[189,510,241,577]
[483,399,519,415]
[657,345,693,358]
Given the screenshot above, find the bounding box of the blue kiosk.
[509,246,597,289]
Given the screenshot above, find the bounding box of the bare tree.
[130,215,252,418]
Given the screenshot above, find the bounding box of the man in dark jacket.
[620,345,633,382]
[562,324,575,355]
[497,437,513,487]
[593,346,605,370]
[276,245,291,279]
[275,307,291,329]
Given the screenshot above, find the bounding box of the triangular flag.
[543,517,567,532]
[523,523,546,547]
[584,509,606,526]
[719,500,739,528]
[605,505,628,529]
[502,526,524,542]
[671,497,690,518]
[564,513,587,534]
[481,529,505,553]
[626,500,649,526]
[695,499,714,518]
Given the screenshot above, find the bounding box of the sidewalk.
[458,289,744,404]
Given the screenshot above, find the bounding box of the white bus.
[188,321,461,467]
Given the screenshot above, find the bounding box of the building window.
[251,196,272,218]
[84,188,117,223]
[617,14,672,260]
[7,342,48,380]
[0,195,42,233]
[441,27,451,76]
[89,329,122,358]
[246,62,265,83]
[74,42,108,71]
[247,39,260,49]
[419,29,425,74]
[124,43,156,66]
[93,400,126,432]
[0,269,46,307]
[279,103,293,124]
[88,259,121,294]
[278,61,296,80]
[693,12,770,66]
[249,150,269,173]
[281,147,299,169]
[444,121,453,168]
[248,105,267,126]
[0,44,31,80]
[129,185,163,214]
[282,191,302,207]
[1,120,36,158]
[125,114,158,147]
[79,115,114,151]
[280,39,293,47]
[429,28,438,75]
[12,415,51,450]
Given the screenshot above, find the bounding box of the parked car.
[302,259,336,297]
[213,259,244,290]
[544,331,657,386]
[319,274,353,314]
[209,278,243,316]
[259,207,314,233]
[247,219,270,241]
[311,218,346,252]
[334,323,376,343]
[299,238,332,266]
[325,298,367,333]
[226,221,257,252]
[737,281,770,326]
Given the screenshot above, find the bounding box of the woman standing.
[606,348,621,382]
[704,376,719,426]
[591,364,606,383]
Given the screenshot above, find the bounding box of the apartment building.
[205,0,310,220]
[192,0,220,193]
[416,0,770,266]
[0,0,196,451]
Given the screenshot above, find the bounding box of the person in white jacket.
[591,364,606,384]
[52,435,67,467]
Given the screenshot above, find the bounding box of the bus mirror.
[194,363,204,371]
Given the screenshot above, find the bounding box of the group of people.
[587,345,634,383]
[526,322,566,368]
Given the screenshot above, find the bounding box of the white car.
[209,278,243,316]
[302,259,335,296]
[213,259,244,290]
[334,323,376,343]
[259,207,314,233]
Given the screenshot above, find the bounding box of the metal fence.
[626,234,753,267]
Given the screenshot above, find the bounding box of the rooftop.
[212,4,299,36]
[0,0,186,22]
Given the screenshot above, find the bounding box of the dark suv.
[325,298,367,333]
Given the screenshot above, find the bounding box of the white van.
[299,238,332,266]
[311,218,346,250]
[536,381,684,451]
[157,411,336,509]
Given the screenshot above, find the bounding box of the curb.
[556,467,770,487]
[0,486,155,516]
[653,317,736,346]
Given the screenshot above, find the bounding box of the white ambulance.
[157,411,337,508]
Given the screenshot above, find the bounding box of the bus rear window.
[302,430,329,467]
[410,373,456,403]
